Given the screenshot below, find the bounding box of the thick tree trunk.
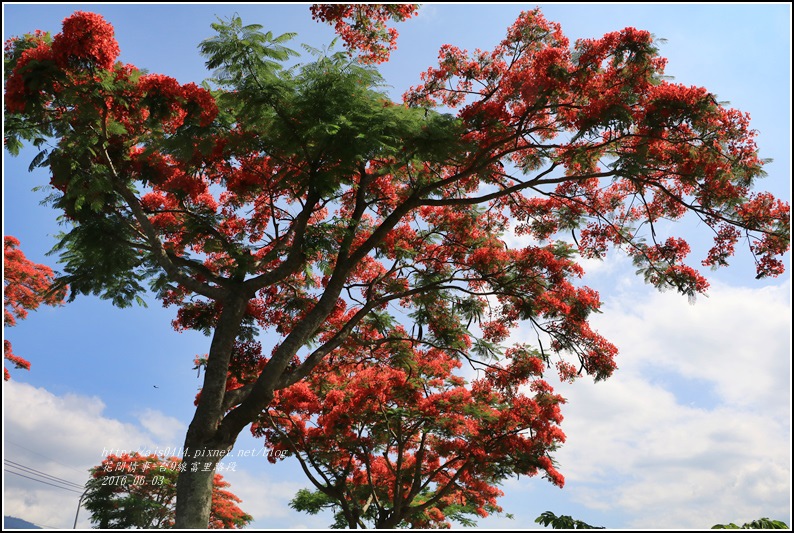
[171,217,364,526]
[174,294,248,528]
[174,457,215,528]
[174,432,238,527]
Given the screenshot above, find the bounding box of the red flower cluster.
[405,7,789,290]
[5,12,217,138]
[310,4,418,63]
[52,11,120,69]
[249,328,567,527]
[3,236,66,380]
[182,82,219,127]
[4,41,55,113]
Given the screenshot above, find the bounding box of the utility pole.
[73,488,89,529]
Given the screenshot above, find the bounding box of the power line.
[4,460,85,490]
[4,469,84,495]
[4,459,85,490]
[4,440,89,478]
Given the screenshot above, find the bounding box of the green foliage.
[201,15,467,196]
[4,14,469,312]
[289,486,496,529]
[535,511,605,529]
[289,488,334,515]
[289,489,353,529]
[712,518,790,529]
[4,106,57,158]
[200,14,298,87]
[50,213,149,308]
[536,512,790,530]
[472,336,503,360]
[84,465,178,528]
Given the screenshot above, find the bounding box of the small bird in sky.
[153,385,159,389]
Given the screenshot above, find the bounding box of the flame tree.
[255,341,566,528]
[4,5,788,527]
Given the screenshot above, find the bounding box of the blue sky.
[2,3,791,529]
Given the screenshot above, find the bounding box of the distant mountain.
[3,516,41,529]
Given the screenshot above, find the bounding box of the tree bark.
[174,459,216,529]
[174,293,249,528]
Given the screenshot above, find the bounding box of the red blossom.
[253,340,566,527]
[4,7,789,528]
[4,41,56,113]
[52,11,120,69]
[182,82,219,127]
[3,237,66,380]
[310,4,418,63]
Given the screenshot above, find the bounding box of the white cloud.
[4,381,157,466]
[216,468,305,524]
[593,279,791,414]
[3,382,185,528]
[137,408,186,446]
[546,279,791,528]
[3,381,159,528]
[1,382,328,529]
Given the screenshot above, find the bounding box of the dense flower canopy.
[254,342,566,528]
[3,5,788,528]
